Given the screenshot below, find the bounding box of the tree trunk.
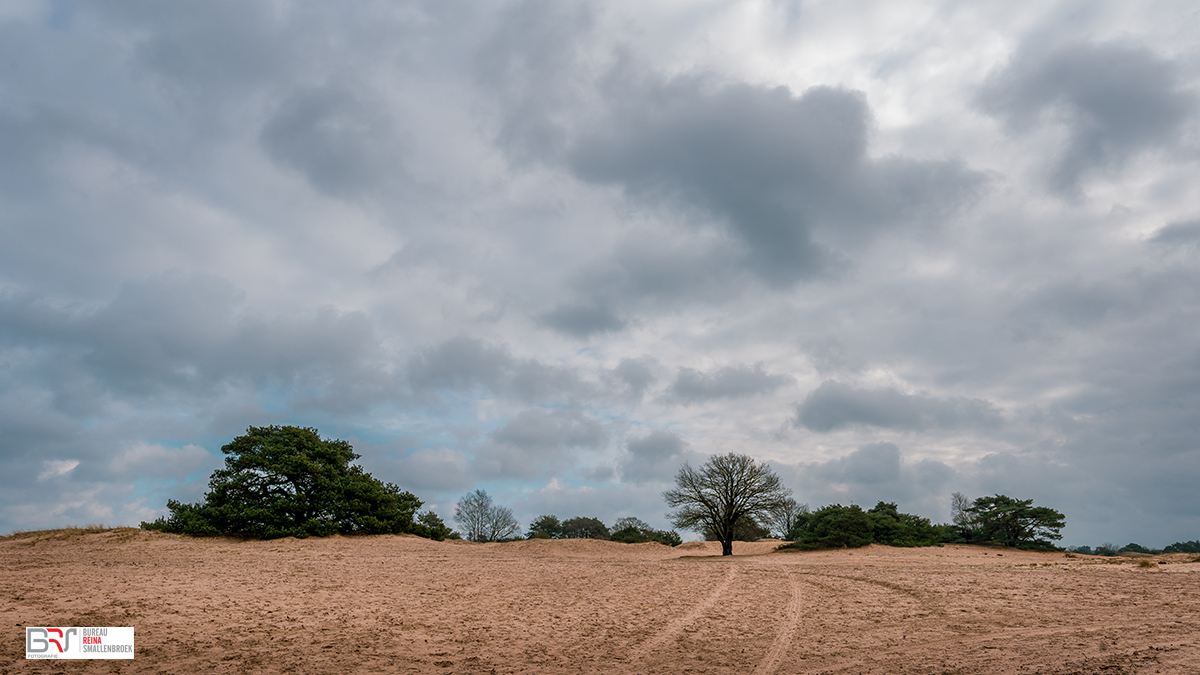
[721,538,733,556]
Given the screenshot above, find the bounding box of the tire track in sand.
[752,567,803,675]
[635,566,738,655]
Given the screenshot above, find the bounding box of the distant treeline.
[1070,540,1200,556]
[778,494,1066,552]
[526,515,682,547]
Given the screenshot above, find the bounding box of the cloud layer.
[2,1,1199,547]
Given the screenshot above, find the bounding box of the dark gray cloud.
[1151,219,1200,247]
[0,273,386,407]
[405,333,592,401]
[260,84,404,198]
[568,79,984,285]
[407,336,513,393]
[796,380,1004,432]
[669,363,792,404]
[473,408,608,480]
[475,0,593,162]
[978,42,1195,194]
[776,442,956,519]
[557,236,748,313]
[405,336,601,405]
[607,357,659,401]
[619,430,689,485]
[540,301,627,338]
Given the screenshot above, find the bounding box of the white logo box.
[26,627,134,659]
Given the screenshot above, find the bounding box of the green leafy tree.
[140,426,421,539]
[561,516,610,539]
[664,453,792,556]
[527,515,564,539]
[965,494,1065,549]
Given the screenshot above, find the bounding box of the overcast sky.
[3,0,1199,547]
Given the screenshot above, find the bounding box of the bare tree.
[663,453,792,556]
[455,489,520,542]
[951,492,976,533]
[766,497,809,539]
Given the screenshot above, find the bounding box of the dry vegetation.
[3,528,1199,674]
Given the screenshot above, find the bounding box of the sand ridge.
[3,530,1198,673]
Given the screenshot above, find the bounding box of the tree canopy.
[663,453,792,556]
[140,426,422,539]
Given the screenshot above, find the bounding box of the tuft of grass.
[1136,558,1157,569]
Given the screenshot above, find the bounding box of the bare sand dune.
[3,529,1198,674]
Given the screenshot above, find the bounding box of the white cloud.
[38,460,80,481]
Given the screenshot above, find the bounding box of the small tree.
[416,510,457,541]
[663,453,792,556]
[950,492,977,536]
[140,426,422,539]
[527,514,564,539]
[766,497,809,539]
[454,489,520,542]
[561,516,610,539]
[965,494,1065,549]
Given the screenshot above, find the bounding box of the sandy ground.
[2,529,1198,674]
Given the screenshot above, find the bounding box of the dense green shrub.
[782,504,874,550]
[777,502,950,551]
[867,502,943,547]
[610,517,682,546]
[141,426,423,540]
